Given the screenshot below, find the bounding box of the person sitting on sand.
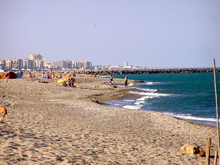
[29,72,33,78]
[61,81,67,87]
[68,77,76,87]
[109,75,114,85]
[42,72,45,78]
[47,72,51,79]
[58,73,62,78]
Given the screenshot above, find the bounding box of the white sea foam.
[129,91,172,97]
[164,112,218,122]
[123,105,142,110]
[128,83,134,86]
[145,82,161,85]
[134,100,145,105]
[112,103,122,106]
[100,75,111,78]
[136,97,146,101]
[123,99,135,102]
[136,88,157,92]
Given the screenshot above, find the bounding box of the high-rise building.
[5,60,12,69]
[72,61,77,69]
[23,59,33,69]
[77,61,92,69]
[29,54,45,68]
[83,61,92,69]
[29,54,43,61]
[63,60,72,69]
[124,61,128,67]
[53,60,72,69]
[11,58,23,69]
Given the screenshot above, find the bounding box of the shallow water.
[106,72,220,126]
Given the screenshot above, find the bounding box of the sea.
[104,72,220,126]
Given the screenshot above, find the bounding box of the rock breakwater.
[82,68,220,75]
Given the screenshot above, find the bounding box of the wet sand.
[0,73,217,164]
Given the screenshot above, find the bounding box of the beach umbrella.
[57,76,70,83]
[0,73,5,79]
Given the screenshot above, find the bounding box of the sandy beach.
[0,73,218,164]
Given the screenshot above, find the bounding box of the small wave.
[123,99,136,102]
[136,88,157,92]
[129,91,172,97]
[164,112,218,122]
[100,75,111,78]
[134,100,145,105]
[128,83,134,86]
[145,82,161,85]
[136,96,155,101]
[123,105,142,110]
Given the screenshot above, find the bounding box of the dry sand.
[0,73,217,164]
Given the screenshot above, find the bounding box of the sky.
[0,0,220,68]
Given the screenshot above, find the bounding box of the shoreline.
[100,78,217,128]
[104,100,217,128]
[0,74,218,164]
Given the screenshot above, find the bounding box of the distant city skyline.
[1,0,220,68]
[0,54,96,70]
[1,53,145,70]
[0,54,140,69]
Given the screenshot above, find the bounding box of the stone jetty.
[81,68,220,75]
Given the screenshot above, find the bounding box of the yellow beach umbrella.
[57,76,70,83]
[0,73,5,79]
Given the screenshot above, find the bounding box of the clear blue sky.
[0,0,220,68]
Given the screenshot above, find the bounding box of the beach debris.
[18,113,24,115]
[180,144,205,156]
[91,100,100,103]
[38,80,49,83]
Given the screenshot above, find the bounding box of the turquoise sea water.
[105,72,220,126]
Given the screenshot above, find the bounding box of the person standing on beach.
[124,76,128,87]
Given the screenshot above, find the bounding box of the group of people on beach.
[28,71,76,87]
[60,75,76,87]
[3,69,130,89]
[109,75,129,87]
